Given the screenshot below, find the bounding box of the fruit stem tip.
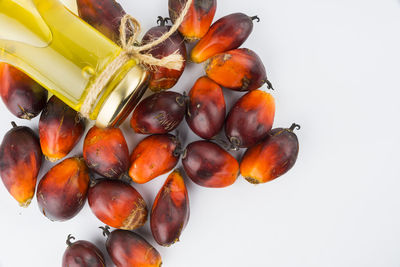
[289,123,301,131]
[251,15,261,22]
[265,79,274,90]
[157,16,171,26]
[99,226,111,237]
[66,234,75,246]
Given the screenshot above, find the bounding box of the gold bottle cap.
[96,65,149,128]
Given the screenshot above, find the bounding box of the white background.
[1,0,400,266]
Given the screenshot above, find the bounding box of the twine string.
[80,0,192,118]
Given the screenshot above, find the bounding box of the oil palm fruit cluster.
[0,0,301,266]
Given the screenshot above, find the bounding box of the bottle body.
[0,0,147,125]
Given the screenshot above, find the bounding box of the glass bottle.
[0,0,149,127]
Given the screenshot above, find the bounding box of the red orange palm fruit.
[39,96,85,162]
[205,48,272,91]
[240,124,300,184]
[37,157,90,221]
[77,0,126,43]
[182,141,239,188]
[191,13,260,63]
[169,0,217,41]
[186,76,226,139]
[88,179,148,230]
[151,170,190,246]
[0,122,42,207]
[131,91,186,134]
[101,226,162,267]
[62,234,106,267]
[83,126,130,179]
[129,134,180,184]
[0,63,48,120]
[142,17,187,91]
[225,90,275,148]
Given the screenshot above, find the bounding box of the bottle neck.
[95,63,149,128]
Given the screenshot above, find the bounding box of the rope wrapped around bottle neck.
[80,0,192,118]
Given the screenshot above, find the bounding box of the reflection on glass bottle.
[60,0,78,14]
[0,0,148,127]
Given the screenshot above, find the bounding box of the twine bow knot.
[119,15,185,71]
